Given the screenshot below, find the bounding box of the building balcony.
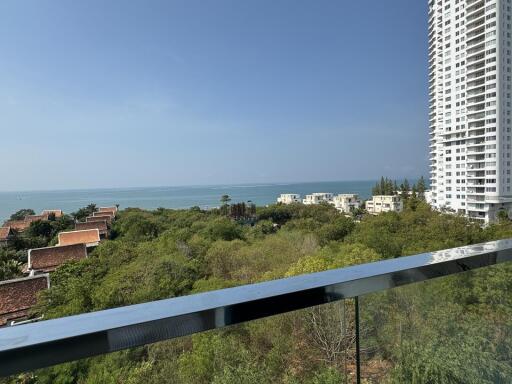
[0,241,511,382]
[467,53,485,64]
[466,70,485,81]
[467,60,485,73]
[466,85,486,97]
[466,0,484,8]
[466,187,486,194]
[466,35,485,49]
[467,149,485,156]
[467,112,486,121]
[466,9,485,24]
[467,95,485,105]
[467,104,485,113]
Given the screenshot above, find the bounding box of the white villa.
[330,194,361,214]
[366,195,403,215]
[303,193,334,205]
[277,194,301,204]
[424,190,433,206]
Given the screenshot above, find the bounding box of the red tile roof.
[98,207,117,215]
[75,221,108,236]
[86,215,112,224]
[28,244,87,273]
[41,210,64,218]
[93,211,115,218]
[0,227,13,242]
[3,220,30,232]
[0,275,49,326]
[25,214,49,223]
[58,229,100,247]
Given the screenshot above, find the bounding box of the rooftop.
[86,215,112,224]
[58,229,100,247]
[28,244,87,273]
[75,221,108,235]
[98,207,117,215]
[0,275,49,327]
[0,227,13,242]
[3,220,30,232]
[92,211,115,218]
[41,210,64,218]
[25,214,49,223]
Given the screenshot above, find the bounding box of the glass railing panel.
[0,301,355,384]
[359,262,512,383]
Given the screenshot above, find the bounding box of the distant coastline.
[0,179,419,222]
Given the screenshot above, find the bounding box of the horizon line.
[0,177,425,194]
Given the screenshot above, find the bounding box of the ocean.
[0,180,376,222]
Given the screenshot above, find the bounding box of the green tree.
[400,178,410,200]
[0,248,22,280]
[72,204,97,221]
[220,195,231,205]
[497,209,509,222]
[9,209,35,221]
[219,195,231,216]
[416,176,427,199]
[26,220,53,239]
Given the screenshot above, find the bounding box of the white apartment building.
[330,194,362,213]
[429,0,512,223]
[366,195,404,215]
[277,194,301,204]
[303,193,334,205]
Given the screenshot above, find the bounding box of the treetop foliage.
[2,199,512,384]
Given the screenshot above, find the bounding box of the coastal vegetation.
[1,198,512,383]
[0,210,75,280]
[371,176,427,199]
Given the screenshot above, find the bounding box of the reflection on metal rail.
[1,239,512,376]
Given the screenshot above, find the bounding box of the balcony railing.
[0,240,512,382]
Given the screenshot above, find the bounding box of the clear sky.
[0,0,429,191]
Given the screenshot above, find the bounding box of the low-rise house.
[86,215,112,225]
[330,194,361,213]
[28,244,87,273]
[58,229,100,248]
[424,190,433,205]
[0,227,14,247]
[0,274,49,326]
[25,214,49,223]
[75,220,108,238]
[98,207,117,216]
[93,211,115,219]
[303,193,334,205]
[3,220,30,232]
[366,195,403,215]
[277,194,301,204]
[41,210,64,218]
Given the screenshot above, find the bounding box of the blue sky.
[0,0,428,191]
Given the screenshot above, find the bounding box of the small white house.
[424,190,433,205]
[330,194,361,213]
[303,193,334,205]
[366,195,403,215]
[277,194,301,204]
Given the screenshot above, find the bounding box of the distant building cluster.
[0,206,118,327]
[277,192,366,214]
[277,192,405,215]
[366,195,403,215]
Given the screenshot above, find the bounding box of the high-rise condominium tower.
[429,0,512,223]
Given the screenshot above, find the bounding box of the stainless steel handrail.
[1,239,512,376]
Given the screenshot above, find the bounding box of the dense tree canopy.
[1,200,512,383]
[9,209,35,221]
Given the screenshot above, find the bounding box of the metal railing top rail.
[1,239,512,376]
